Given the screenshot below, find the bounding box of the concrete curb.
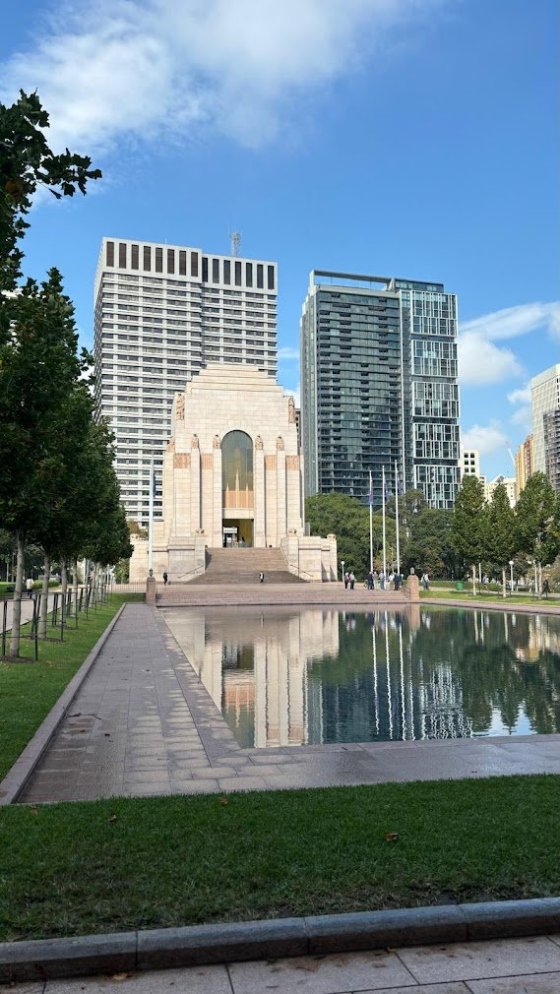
[0,603,126,806]
[1,898,560,982]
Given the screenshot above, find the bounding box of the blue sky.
[2,0,558,480]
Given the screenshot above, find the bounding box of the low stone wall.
[280,533,338,582]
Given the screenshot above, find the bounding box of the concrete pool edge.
[2,898,560,982]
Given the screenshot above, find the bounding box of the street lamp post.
[509,560,514,596]
[341,560,345,584]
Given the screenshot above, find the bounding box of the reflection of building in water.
[170,608,339,747]
[417,666,472,739]
[164,605,560,748]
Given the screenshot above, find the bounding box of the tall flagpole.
[369,469,374,573]
[382,465,387,580]
[394,460,401,575]
[148,457,154,575]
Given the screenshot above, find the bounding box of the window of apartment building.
[178,251,187,276]
[131,244,139,269]
[223,260,231,285]
[202,256,209,282]
[235,261,242,286]
[212,258,220,283]
[190,252,199,278]
[267,265,275,290]
[256,264,264,289]
[143,246,151,271]
[118,243,127,268]
[246,263,253,287]
[155,247,163,273]
[106,241,115,266]
[167,249,175,273]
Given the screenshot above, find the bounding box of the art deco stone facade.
[130,364,337,581]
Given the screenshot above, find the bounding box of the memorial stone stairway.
[187,547,306,585]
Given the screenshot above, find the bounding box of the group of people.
[344,569,405,591]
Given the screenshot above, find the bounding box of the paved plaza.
[19,600,560,804]
[5,934,560,992]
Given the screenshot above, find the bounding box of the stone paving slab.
[4,934,560,992]
[16,602,560,804]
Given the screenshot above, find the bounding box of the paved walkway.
[6,934,560,991]
[20,602,560,804]
[1,591,60,635]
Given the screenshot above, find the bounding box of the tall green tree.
[485,482,515,578]
[514,472,559,565]
[402,507,460,578]
[0,270,89,654]
[451,475,487,581]
[0,90,100,298]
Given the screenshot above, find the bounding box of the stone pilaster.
[212,437,223,547]
[190,437,201,533]
[276,436,287,545]
[254,436,265,547]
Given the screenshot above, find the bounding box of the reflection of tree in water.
[307,609,560,742]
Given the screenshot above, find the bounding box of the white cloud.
[278,347,299,360]
[459,301,560,387]
[0,0,446,153]
[507,384,531,406]
[461,301,560,342]
[458,333,523,385]
[461,423,510,457]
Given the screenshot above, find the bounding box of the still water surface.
[165,605,560,749]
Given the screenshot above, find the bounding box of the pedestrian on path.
[25,577,34,599]
[163,571,168,585]
[349,571,355,590]
[259,572,265,583]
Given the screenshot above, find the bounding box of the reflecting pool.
[163,606,560,748]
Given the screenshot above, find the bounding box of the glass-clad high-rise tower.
[300,270,460,509]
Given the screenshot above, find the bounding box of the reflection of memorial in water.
[164,605,560,748]
[173,608,340,748]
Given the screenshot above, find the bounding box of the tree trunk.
[73,558,79,617]
[471,564,477,597]
[38,553,51,639]
[9,532,25,657]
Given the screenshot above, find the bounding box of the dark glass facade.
[301,272,461,509]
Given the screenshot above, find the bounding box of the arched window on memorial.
[222,431,254,508]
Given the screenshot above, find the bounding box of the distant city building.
[300,270,460,509]
[515,434,534,495]
[94,237,278,526]
[460,448,486,492]
[543,409,560,492]
[485,475,517,507]
[531,363,560,480]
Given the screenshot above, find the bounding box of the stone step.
[185,546,306,585]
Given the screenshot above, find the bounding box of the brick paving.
[6,934,560,991]
[20,601,560,804]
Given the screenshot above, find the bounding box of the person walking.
[162,571,168,585]
[366,570,374,590]
[25,577,34,599]
[349,571,356,590]
[259,572,265,583]
[344,571,349,589]
[543,578,551,598]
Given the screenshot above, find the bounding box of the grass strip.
[421,590,557,605]
[0,594,142,781]
[1,774,559,941]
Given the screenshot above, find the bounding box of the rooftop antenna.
[230,231,241,257]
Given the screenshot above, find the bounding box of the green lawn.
[421,589,557,605]
[1,774,559,941]
[0,594,142,781]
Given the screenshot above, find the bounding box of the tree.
[514,473,559,566]
[451,475,487,581]
[0,90,101,297]
[306,493,374,577]
[485,483,515,582]
[402,507,459,578]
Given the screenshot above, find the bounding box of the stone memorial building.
[130,365,337,582]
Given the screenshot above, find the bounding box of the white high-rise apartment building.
[461,448,480,478]
[531,363,560,476]
[94,238,277,525]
